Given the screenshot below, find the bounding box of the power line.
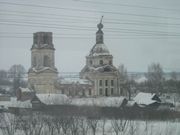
[1,30,180,37]
[0,35,179,39]
[1,10,180,27]
[0,1,180,20]
[75,0,180,12]
[1,20,180,35]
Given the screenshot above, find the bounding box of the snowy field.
[0,113,180,135]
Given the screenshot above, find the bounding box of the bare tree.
[79,118,89,135]
[31,112,44,135]
[99,118,107,135]
[8,64,27,95]
[17,115,34,135]
[53,116,62,135]
[60,116,71,135]
[69,116,81,135]
[111,118,129,135]
[128,120,139,135]
[87,118,99,135]
[146,63,164,94]
[44,115,56,135]
[118,64,133,99]
[0,113,18,135]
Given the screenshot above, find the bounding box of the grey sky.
[0,0,180,72]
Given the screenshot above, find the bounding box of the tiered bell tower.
[80,17,119,96]
[28,32,58,93]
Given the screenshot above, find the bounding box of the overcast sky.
[0,0,180,73]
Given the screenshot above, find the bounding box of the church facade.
[28,32,58,93]
[80,19,120,96]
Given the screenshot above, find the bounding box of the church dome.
[89,43,110,56]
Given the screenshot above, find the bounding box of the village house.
[16,87,35,101]
[133,92,161,109]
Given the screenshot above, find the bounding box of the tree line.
[0,112,180,135]
[118,63,180,99]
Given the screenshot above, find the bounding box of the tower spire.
[96,16,104,44]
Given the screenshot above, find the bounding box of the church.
[28,19,120,97]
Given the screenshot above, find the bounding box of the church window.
[99,60,103,65]
[43,35,49,44]
[111,88,114,95]
[105,88,108,96]
[90,60,93,65]
[33,56,36,66]
[89,89,91,95]
[111,80,114,86]
[62,89,64,94]
[109,60,112,65]
[99,88,103,95]
[44,55,50,67]
[99,80,102,86]
[105,80,108,86]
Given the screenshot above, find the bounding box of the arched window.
[99,60,103,65]
[90,60,93,65]
[43,35,48,44]
[44,55,50,67]
[33,35,37,44]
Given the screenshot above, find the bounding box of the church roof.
[36,94,69,105]
[89,43,110,56]
[89,16,111,56]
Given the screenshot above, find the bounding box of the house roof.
[71,97,127,107]
[36,94,69,105]
[19,87,33,92]
[0,97,32,108]
[134,92,159,105]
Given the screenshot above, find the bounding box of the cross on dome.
[97,16,104,30]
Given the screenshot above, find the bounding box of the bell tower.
[28,32,58,93]
[80,17,119,97]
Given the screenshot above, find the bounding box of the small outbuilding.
[16,87,35,101]
[134,92,161,109]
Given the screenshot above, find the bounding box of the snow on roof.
[32,67,57,73]
[36,94,69,105]
[60,78,92,85]
[19,87,33,92]
[89,43,110,56]
[134,92,158,105]
[9,100,32,108]
[88,65,117,73]
[0,85,12,91]
[0,97,32,108]
[71,97,127,107]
